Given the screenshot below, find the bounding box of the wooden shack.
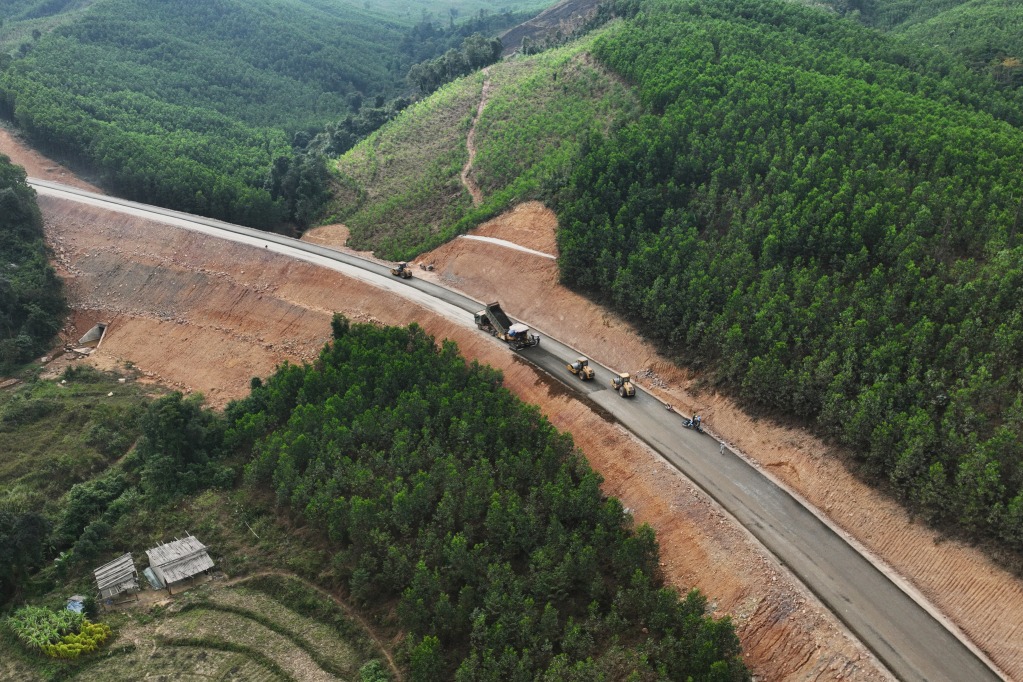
[145,534,214,594]
[93,552,139,606]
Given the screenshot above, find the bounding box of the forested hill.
[554,0,1023,554]
[0,0,535,229]
[821,0,1023,90]
[0,154,64,372]
[0,0,410,227]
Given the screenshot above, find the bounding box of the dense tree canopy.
[0,0,425,228]
[0,154,64,372]
[555,0,1023,552]
[229,318,748,680]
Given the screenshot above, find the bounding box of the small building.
[145,534,214,594]
[93,553,139,606]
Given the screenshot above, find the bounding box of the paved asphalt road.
[30,178,1004,682]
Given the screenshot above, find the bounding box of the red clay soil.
[0,126,102,192]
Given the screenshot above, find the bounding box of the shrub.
[5,605,111,659]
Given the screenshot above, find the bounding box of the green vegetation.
[897,1,1023,87]
[0,366,148,603]
[472,41,639,209]
[6,605,111,659]
[0,154,64,373]
[330,75,481,255]
[553,0,1023,553]
[228,317,747,679]
[0,0,553,230]
[62,579,384,680]
[3,317,747,678]
[817,0,1023,95]
[408,33,504,95]
[334,37,639,258]
[0,0,414,227]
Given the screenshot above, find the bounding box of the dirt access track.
[3,134,1021,680]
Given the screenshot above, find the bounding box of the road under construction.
[28,177,1007,682]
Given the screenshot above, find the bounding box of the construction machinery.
[474,302,540,349]
[567,357,595,380]
[611,372,635,397]
[391,261,412,279]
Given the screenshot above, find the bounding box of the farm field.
[70,576,388,681]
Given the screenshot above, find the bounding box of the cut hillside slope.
[498,0,600,55]
[34,192,887,681]
[329,35,638,259]
[0,125,100,192]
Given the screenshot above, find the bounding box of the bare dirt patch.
[0,126,102,192]
[461,68,492,207]
[301,224,351,249]
[466,201,558,256]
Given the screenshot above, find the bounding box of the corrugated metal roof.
[146,535,214,585]
[93,553,138,599]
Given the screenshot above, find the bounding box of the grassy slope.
[330,72,482,256]
[0,368,149,517]
[330,34,639,259]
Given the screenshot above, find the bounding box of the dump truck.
[567,357,595,380]
[611,372,635,397]
[474,302,540,349]
[391,261,412,279]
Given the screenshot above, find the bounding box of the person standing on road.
[719,442,725,455]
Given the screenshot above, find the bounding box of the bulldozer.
[611,372,635,397]
[567,357,595,380]
[391,261,412,279]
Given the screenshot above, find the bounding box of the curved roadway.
[30,178,1004,682]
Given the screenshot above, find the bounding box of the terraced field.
[70,577,388,681]
[74,644,283,682]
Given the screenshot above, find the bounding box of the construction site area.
[3,129,1023,681]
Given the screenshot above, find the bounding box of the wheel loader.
[391,261,412,279]
[567,357,595,380]
[611,372,635,397]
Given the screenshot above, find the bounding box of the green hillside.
[819,0,1023,90]
[2,321,748,679]
[234,318,747,679]
[0,0,413,227]
[328,0,1023,558]
[897,0,1023,86]
[333,37,638,258]
[555,0,1023,554]
[0,0,544,229]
